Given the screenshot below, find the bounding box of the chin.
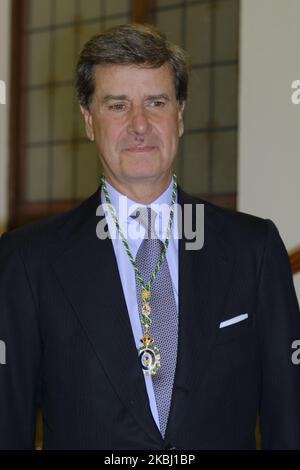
[122,164,163,181]
[126,171,160,182]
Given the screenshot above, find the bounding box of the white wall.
[0,0,10,234]
[238,0,300,303]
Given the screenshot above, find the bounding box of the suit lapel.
[51,188,163,446]
[164,188,236,441]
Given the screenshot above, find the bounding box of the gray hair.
[75,23,189,110]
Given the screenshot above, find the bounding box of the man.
[0,24,300,450]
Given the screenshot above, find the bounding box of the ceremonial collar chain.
[100,173,177,375]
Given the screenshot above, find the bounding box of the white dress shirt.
[100,176,179,431]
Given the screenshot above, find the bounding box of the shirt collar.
[100,176,177,239]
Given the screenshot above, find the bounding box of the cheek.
[155,116,179,139]
[102,120,127,146]
[164,120,181,145]
[96,124,119,151]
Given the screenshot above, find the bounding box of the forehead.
[93,63,176,97]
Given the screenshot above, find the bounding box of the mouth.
[124,146,156,153]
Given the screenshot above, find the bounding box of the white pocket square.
[219,313,249,329]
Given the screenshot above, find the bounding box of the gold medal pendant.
[138,290,160,375]
[138,333,161,376]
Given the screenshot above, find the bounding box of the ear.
[80,105,95,141]
[178,101,185,138]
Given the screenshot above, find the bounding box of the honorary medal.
[138,333,161,376]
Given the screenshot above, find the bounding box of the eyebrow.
[102,93,171,103]
[102,95,129,103]
[146,94,171,102]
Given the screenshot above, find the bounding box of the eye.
[108,102,127,111]
[150,100,166,108]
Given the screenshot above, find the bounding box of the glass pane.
[53,26,76,82]
[185,3,211,65]
[55,0,77,24]
[212,131,237,193]
[156,7,183,47]
[213,64,238,127]
[215,0,239,61]
[185,68,210,130]
[26,147,49,201]
[157,0,181,6]
[52,144,73,200]
[76,142,100,199]
[181,133,209,194]
[105,0,130,16]
[104,15,130,29]
[79,0,102,20]
[77,21,103,56]
[27,89,50,143]
[28,0,52,29]
[28,32,50,85]
[52,86,76,141]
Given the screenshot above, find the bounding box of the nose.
[127,106,151,137]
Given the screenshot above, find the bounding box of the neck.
[102,173,173,204]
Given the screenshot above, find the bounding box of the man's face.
[80,63,184,188]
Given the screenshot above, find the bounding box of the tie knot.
[131,207,158,239]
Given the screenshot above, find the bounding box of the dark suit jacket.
[0,185,300,450]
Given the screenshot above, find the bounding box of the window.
[9,0,238,228]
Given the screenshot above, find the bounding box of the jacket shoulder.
[0,189,100,256]
[181,188,271,237]
[181,190,278,252]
